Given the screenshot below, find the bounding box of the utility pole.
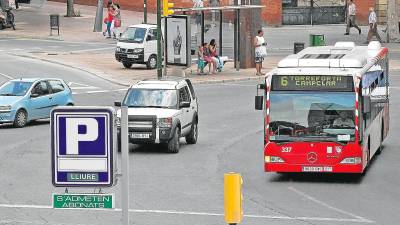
[387,0,400,42]
[144,0,147,23]
[93,0,104,32]
[157,0,162,79]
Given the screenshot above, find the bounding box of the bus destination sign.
[271,75,353,91]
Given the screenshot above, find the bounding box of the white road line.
[288,186,373,222]
[0,72,13,79]
[73,88,128,95]
[0,203,373,223]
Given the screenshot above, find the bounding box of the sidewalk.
[2,2,399,86]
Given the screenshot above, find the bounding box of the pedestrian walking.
[103,5,114,38]
[112,3,121,39]
[344,0,361,35]
[254,30,267,76]
[366,7,382,43]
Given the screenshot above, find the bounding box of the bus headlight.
[340,157,362,164]
[265,156,285,163]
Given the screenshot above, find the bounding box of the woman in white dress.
[253,30,267,76]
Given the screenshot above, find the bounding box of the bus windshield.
[269,91,356,143]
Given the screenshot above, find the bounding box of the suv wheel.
[146,55,157,69]
[14,109,27,128]
[185,121,198,144]
[123,62,132,69]
[167,128,180,153]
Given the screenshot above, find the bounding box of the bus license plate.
[127,54,139,59]
[302,166,332,172]
[130,133,150,139]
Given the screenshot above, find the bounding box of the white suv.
[115,78,198,153]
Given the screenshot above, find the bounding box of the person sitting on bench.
[203,43,217,74]
[209,39,223,72]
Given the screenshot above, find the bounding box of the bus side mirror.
[255,96,263,110]
[257,84,265,90]
[363,96,371,114]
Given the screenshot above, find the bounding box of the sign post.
[51,107,115,187]
[121,106,130,225]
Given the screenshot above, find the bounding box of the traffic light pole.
[157,0,162,79]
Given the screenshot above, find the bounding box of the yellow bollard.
[224,172,243,225]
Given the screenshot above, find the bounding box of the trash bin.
[310,34,325,46]
[50,14,60,36]
[294,42,305,54]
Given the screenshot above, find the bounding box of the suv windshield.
[124,89,177,109]
[269,91,356,143]
[119,27,147,43]
[0,81,33,96]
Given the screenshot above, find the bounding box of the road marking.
[0,72,13,79]
[67,82,99,90]
[0,203,373,223]
[73,88,128,95]
[288,186,373,223]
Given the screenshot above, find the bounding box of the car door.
[48,80,67,107]
[185,79,197,116]
[29,81,52,119]
[178,86,192,134]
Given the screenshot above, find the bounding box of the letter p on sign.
[66,118,98,155]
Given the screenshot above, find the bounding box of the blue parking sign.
[51,107,115,187]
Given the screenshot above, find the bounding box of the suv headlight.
[158,117,172,128]
[116,47,121,52]
[133,48,144,54]
[0,105,12,112]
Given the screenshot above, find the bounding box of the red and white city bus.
[255,41,389,173]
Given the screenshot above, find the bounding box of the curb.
[12,53,130,87]
[12,53,265,86]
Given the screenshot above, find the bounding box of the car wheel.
[13,109,28,128]
[123,62,132,69]
[146,55,157,69]
[185,121,198,144]
[167,128,180,153]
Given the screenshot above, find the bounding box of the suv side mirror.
[31,93,39,98]
[363,96,371,114]
[114,101,122,107]
[179,101,190,108]
[146,35,153,41]
[255,96,263,110]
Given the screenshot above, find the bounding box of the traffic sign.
[51,107,115,187]
[53,193,114,209]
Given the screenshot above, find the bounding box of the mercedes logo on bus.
[307,152,318,163]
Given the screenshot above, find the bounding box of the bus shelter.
[174,5,265,70]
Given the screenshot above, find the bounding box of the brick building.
[50,0,387,26]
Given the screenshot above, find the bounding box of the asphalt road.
[0,42,400,225]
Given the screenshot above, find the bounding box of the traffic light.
[163,0,174,16]
[224,173,243,224]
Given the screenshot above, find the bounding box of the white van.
[115,24,161,69]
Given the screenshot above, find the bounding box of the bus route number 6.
[281,76,288,87]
